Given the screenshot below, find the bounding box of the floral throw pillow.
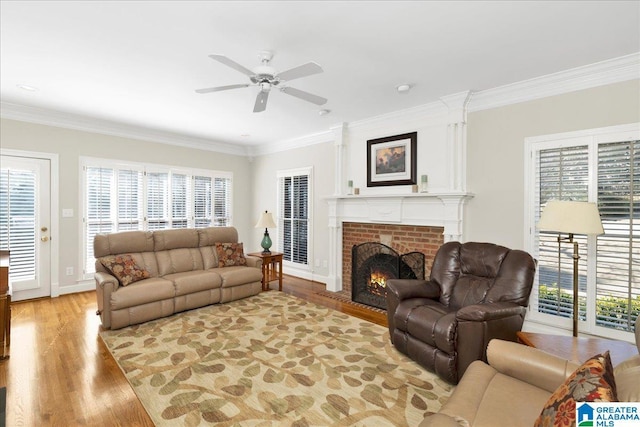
[216,242,247,268]
[534,351,617,427]
[100,254,150,286]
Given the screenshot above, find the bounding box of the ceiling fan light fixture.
[260,82,272,92]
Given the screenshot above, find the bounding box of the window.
[0,168,36,281]
[82,158,232,276]
[525,124,639,340]
[278,168,311,267]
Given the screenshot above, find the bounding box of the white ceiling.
[1,1,639,149]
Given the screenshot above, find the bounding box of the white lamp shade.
[255,211,276,229]
[538,200,604,235]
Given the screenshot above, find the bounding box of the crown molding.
[468,52,640,112]
[0,102,249,157]
[248,128,334,157]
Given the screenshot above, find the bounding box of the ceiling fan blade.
[280,87,327,105]
[195,84,250,94]
[276,62,323,82]
[208,54,255,77]
[253,90,269,113]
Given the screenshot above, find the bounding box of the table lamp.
[255,211,277,254]
[537,200,604,337]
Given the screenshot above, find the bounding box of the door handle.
[41,236,49,242]
[41,226,48,232]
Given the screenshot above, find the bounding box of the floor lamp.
[537,200,604,337]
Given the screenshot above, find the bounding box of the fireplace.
[351,242,425,310]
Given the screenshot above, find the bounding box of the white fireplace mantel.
[324,192,473,291]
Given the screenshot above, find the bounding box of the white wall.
[0,118,254,294]
[465,79,640,250]
[250,139,334,280]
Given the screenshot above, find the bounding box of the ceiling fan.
[196,51,327,113]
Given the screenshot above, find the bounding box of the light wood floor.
[0,276,386,426]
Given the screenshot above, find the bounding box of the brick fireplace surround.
[342,222,444,293]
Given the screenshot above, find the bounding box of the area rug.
[100,292,453,426]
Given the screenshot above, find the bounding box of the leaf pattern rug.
[100,292,453,426]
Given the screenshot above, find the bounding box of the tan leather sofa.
[421,326,640,427]
[94,227,263,330]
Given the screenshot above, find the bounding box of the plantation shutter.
[85,167,114,273]
[194,175,212,227]
[535,146,589,320]
[278,171,309,265]
[146,172,169,230]
[596,140,640,332]
[117,169,143,231]
[213,177,231,226]
[171,173,188,228]
[0,168,37,281]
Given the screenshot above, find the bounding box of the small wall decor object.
[347,180,353,195]
[367,132,417,187]
[353,188,360,195]
[411,185,419,193]
[421,175,428,192]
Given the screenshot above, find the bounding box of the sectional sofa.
[94,226,263,329]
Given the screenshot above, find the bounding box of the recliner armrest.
[95,271,119,290]
[487,339,580,393]
[386,279,441,301]
[456,301,524,321]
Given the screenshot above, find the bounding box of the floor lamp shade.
[537,200,604,236]
[537,200,604,337]
[255,211,277,254]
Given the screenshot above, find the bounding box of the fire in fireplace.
[351,242,425,310]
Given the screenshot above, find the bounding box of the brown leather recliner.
[386,241,536,384]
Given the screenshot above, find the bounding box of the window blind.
[0,168,37,281]
[194,175,212,227]
[278,171,310,266]
[536,146,589,321]
[172,173,188,228]
[213,177,231,226]
[596,140,640,331]
[146,172,169,230]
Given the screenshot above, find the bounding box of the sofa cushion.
[613,354,640,402]
[99,254,150,286]
[94,230,154,258]
[156,248,204,276]
[216,242,247,267]
[534,351,617,427]
[153,228,199,250]
[198,226,238,247]
[110,277,175,310]
[163,270,222,296]
[216,266,263,287]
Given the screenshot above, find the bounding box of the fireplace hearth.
[351,242,425,310]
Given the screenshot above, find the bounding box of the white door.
[0,155,52,301]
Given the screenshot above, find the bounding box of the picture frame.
[367,132,417,187]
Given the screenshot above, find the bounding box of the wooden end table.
[247,251,283,291]
[517,331,638,366]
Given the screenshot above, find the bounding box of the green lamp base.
[261,229,272,254]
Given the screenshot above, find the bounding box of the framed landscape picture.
[367,132,417,187]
